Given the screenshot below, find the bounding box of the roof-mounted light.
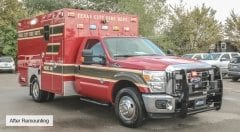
[113,26,119,31]
[124,27,130,31]
[68,12,75,17]
[89,24,97,30]
[30,18,38,25]
[77,24,84,29]
[101,25,108,30]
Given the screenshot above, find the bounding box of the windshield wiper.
[113,54,162,58]
[113,55,136,57]
[136,54,161,56]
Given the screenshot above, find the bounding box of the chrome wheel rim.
[119,96,136,121]
[32,82,39,98]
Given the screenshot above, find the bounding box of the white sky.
[167,0,240,23]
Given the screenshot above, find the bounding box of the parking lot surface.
[0,73,240,132]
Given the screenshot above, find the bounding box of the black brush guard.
[178,67,223,117]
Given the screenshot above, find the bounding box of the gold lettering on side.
[43,65,53,71]
[77,13,128,22]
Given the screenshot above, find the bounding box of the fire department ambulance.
[17,8,223,127]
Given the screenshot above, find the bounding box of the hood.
[114,56,212,71]
[201,60,217,64]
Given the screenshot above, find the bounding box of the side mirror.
[220,58,227,62]
[166,49,174,56]
[82,49,93,64]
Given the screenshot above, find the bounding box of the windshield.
[202,53,221,60]
[0,57,13,62]
[104,37,165,59]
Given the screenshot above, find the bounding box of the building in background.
[210,40,239,52]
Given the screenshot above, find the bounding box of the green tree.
[118,0,166,36]
[22,0,72,15]
[225,11,240,49]
[0,0,26,57]
[163,4,222,55]
[0,26,17,57]
[0,0,26,26]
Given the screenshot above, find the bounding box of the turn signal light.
[113,26,119,31]
[143,75,151,81]
[77,24,84,29]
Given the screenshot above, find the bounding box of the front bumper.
[0,67,15,71]
[142,93,222,118]
[228,70,240,77]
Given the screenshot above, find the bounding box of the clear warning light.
[101,25,108,30]
[89,25,97,30]
[77,24,84,29]
[30,18,38,25]
[124,27,130,31]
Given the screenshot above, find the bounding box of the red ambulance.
[17,8,223,127]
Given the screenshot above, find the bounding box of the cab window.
[221,54,230,61]
[231,53,240,58]
[84,39,105,64]
[193,54,201,60]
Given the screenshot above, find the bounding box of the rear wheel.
[232,77,239,82]
[31,78,55,102]
[115,87,145,128]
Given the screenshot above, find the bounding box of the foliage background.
[0,0,239,58]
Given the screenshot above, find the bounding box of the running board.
[80,97,110,107]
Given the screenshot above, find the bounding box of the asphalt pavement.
[0,73,240,132]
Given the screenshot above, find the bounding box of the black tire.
[232,77,239,82]
[30,78,49,102]
[115,87,145,128]
[46,92,55,101]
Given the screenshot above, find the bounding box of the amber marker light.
[191,71,198,77]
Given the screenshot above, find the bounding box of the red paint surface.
[17,8,198,104]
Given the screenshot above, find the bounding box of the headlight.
[143,70,166,93]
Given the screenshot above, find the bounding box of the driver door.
[75,38,109,101]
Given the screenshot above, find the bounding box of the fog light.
[155,100,167,109]
[155,100,173,110]
[166,101,173,110]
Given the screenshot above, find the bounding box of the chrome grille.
[172,69,211,97]
[186,70,210,93]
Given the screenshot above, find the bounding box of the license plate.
[233,65,238,69]
[195,98,205,107]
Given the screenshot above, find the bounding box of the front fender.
[114,71,146,85]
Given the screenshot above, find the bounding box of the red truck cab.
[17,8,223,128]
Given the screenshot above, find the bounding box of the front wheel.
[115,87,145,128]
